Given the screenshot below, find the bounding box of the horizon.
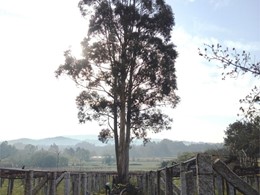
[1,133,224,144]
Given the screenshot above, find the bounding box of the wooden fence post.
[165,167,173,195]
[185,171,195,195]
[64,172,70,195]
[145,173,151,194]
[73,173,81,195]
[196,154,214,195]
[24,170,33,195]
[88,173,92,193]
[226,181,235,195]
[82,173,88,195]
[215,175,224,195]
[180,163,194,195]
[157,170,161,195]
[49,172,57,195]
[140,173,144,194]
[150,172,156,195]
[7,178,14,195]
[180,162,187,195]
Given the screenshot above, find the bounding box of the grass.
[64,158,161,172]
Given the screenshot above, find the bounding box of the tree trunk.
[118,79,128,184]
[113,95,119,173]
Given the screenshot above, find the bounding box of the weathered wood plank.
[56,172,66,186]
[226,181,235,195]
[185,171,195,195]
[49,172,57,195]
[32,175,48,194]
[24,170,33,195]
[213,159,259,195]
[215,175,224,195]
[7,178,14,195]
[82,173,88,195]
[165,167,173,195]
[64,172,70,195]
[180,162,187,195]
[196,154,214,195]
[157,170,161,195]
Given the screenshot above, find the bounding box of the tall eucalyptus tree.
[56,0,179,183]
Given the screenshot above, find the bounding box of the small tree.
[56,0,179,183]
[224,117,260,165]
[0,141,17,160]
[199,44,260,120]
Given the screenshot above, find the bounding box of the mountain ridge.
[3,135,223,147]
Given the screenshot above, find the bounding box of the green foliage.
[103,155,115,165]
[56,0,179,183]
[160,160,175,168]
[204,147,230,159]
[224,117,260,162]
[176,152,197,162]
[30,151,57,168]
[75,147,90,161]
[0,141,17,160]
[48,143,59,153]
[59,156,69,167]
[56,0,179,143]
[0,179,24,194]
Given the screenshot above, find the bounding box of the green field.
[60,157,168,172]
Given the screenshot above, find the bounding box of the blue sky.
[0,0,259,142]
[171,0,259,42]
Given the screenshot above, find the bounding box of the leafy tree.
[56,0,179,183]
[48,143,59,154]
[63,147,76,158]
[199,44,260,120]
[224,116,260,165]
[58,156,69,167]
[0,141,17,160]
[75,147,90,161]
[30,151,57,168]
[11,144,38,167]
[24,144,38,154]
[103,155,115,165]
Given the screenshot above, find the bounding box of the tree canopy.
[56,0,179,183]
[224,117,260,165]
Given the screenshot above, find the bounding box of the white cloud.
[160,25,257,142]
[210,0,231,9]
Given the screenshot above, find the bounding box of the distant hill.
[8,138,37,145]
[7,136,82,149]
[4,135,223,157]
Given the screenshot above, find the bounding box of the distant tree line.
[0,142,91,168]
[0,139,222,169]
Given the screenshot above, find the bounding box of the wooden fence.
[141,153,260,195]
[0,154,259,195]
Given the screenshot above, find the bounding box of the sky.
[0,0,259,143]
